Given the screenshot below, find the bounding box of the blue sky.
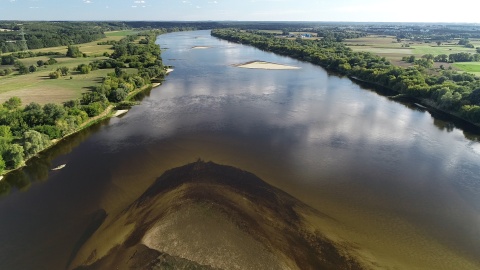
[0,0,478,22]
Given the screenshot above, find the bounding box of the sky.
[0,0,478,23]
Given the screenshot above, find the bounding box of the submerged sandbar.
[235,61,300,70]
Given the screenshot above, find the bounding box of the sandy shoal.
[112,110,128,117]
[235,61,300,70]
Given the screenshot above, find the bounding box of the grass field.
[0,30,135,105]
[344,35,480,70]
[453,62,480,76]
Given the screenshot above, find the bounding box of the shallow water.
[0,30,479,269]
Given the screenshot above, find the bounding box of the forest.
[0,21,127,53]
[211,28,480,126]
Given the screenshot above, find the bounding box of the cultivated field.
[344,35,480,71]
[453,62,480,76]
[0,31,134,105]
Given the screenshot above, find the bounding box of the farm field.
[453,62,480,76]
[0,31,132,105]
[344,35,480,70]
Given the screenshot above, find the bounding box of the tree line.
[0,21,127,53]
[211,29,480,125]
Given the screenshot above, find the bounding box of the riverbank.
[211,29,480,130]
[350,76,480,131]
[0,73,172,180]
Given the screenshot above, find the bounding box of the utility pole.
[18,27,28,51]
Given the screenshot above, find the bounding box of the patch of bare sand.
[192,46,210,49]
[112,110,128,117]
[235,61,300,70]
[69,161,364,270]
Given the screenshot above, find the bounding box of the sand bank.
[112,110,128,117]
[235,61,300,70]
[192,46,210,49]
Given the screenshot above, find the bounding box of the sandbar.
[166,68,174,74]
[192,46,210,49]
[235,61,300,70]
[113,110,128,117]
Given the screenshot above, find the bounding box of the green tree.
[0,125,13,140]
[49,71,61,79]
[77,64,91,74]
[3,144,24,169]
[66,45,83,58]
[42,103,65,125]
[108,88,128,102]
[22,130,51,159]
[23,102,45,127]
[59,66,69,76]
[46,57,57,65]
[0,156,5,175]
[28,65,37,73]
[3,97,22,110]
[17,62,29,75]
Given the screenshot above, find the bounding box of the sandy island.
[235,61,300,70]
[192,46,210,49]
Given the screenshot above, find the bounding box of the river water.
[0,30,479,269]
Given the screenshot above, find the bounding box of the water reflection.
[1,118,109,197]
[0,30,479,270]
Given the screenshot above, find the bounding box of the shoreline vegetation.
[0,29,172,181]
[211,29,480,132]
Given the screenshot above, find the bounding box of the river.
[0,30,479,269]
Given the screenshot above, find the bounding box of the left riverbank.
[0,30,171,187]
[0,72,173,182]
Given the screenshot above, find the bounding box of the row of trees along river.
[0,30,166,175]
[211,29,480,126]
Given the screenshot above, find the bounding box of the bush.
[34,125,62,139]
[49,71,61,79]
[46,57,57,65]
[81,102,106,117]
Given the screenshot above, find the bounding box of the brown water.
[0,30,479,269]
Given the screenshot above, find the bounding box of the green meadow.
[0,31,134,105]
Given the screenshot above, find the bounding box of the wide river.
[1,30,480,269]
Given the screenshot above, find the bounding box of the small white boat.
[52,164,66,171]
